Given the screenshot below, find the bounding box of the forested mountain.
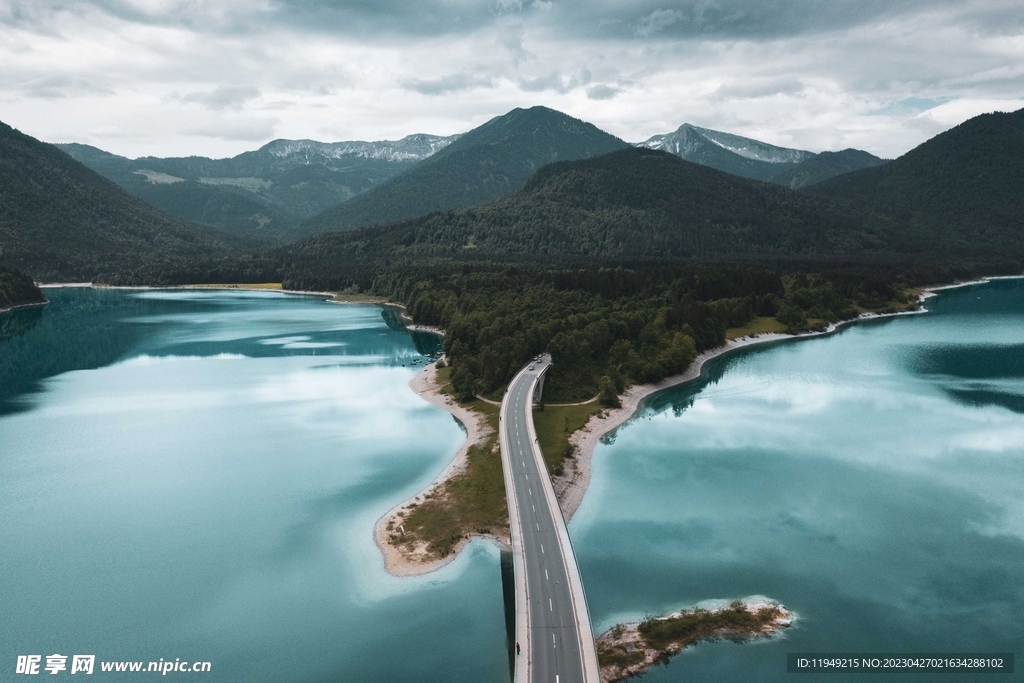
[0,265,44,311]
[56,133,457,239]
[294,106,630,239]
[771,149,887,188]
[266,148,899,292]
[0,120,241,282]
[637,123,812,182]
[636,124,885,186]
[811,108,1024,251]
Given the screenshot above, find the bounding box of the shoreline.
[372,274,1018,573]
[372,362,508,576]
[552,286,968,521]
[597,598,794,683]
[0,300,48,314]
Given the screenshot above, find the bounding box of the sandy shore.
[372,362,506,576]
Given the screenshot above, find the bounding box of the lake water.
[573,278,1024,682]
[0,289,508,681]
[3,282,1022,682]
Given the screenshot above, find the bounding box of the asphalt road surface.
[503,356,589,683]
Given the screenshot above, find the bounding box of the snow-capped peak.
[260,133,461,163]
[637,124,814,164]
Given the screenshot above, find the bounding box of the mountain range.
[3,106,1021,286]
[291,106,630,239]
[56,133,458,238]
[636,123,885,186]
[55,110,884,243]
[265,106,1023,291]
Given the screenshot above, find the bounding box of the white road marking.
[549,598,553,611]
[536,523,539,530]
[532,504,535,512]
[545,569,549,580]
[540,544,544,554]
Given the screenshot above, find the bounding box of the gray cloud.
[177,86,261,110]
[634,9,684,37]
[518,69,592,94]
[189,117,279,141]
[4,0,1023,43]
[0,0,1021,159]
[710,78,805,101]
[401,72,495,96]
[585,84,621,100]
[18,74,113,99]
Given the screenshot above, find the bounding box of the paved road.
[501,355,599,683]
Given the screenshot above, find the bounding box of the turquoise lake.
[2,281,1022,681]
[574,278,1024,681]
[0,289,507,681]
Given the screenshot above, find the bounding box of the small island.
[597,598,794,682]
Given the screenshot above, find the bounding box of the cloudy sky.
[1,0,1022,159]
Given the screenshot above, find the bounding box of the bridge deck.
[499,356,600,683]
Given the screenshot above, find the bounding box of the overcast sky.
[1,0,1022,159]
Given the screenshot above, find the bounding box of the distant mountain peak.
[258,134,460,163]
[293,105,629,239]
[640,123,814,165]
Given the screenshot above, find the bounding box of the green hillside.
[271,148,897,292]
[294,106,630,239]
[811,108,1024,255]
[771,149,887,188]
[0,121,241,282]
[57,141,426,239]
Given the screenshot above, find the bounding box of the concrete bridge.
[499,355,600,683]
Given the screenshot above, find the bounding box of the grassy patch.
[726,316,786,339]
[597,644,645,669]
[331,292,390,303]
[538,364,600,402]
[391,369,506,559]
[532,400,604,474]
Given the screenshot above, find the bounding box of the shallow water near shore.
[0,289,507,681]
[572,278,1024,682]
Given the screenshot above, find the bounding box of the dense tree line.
[369,262,927,401]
